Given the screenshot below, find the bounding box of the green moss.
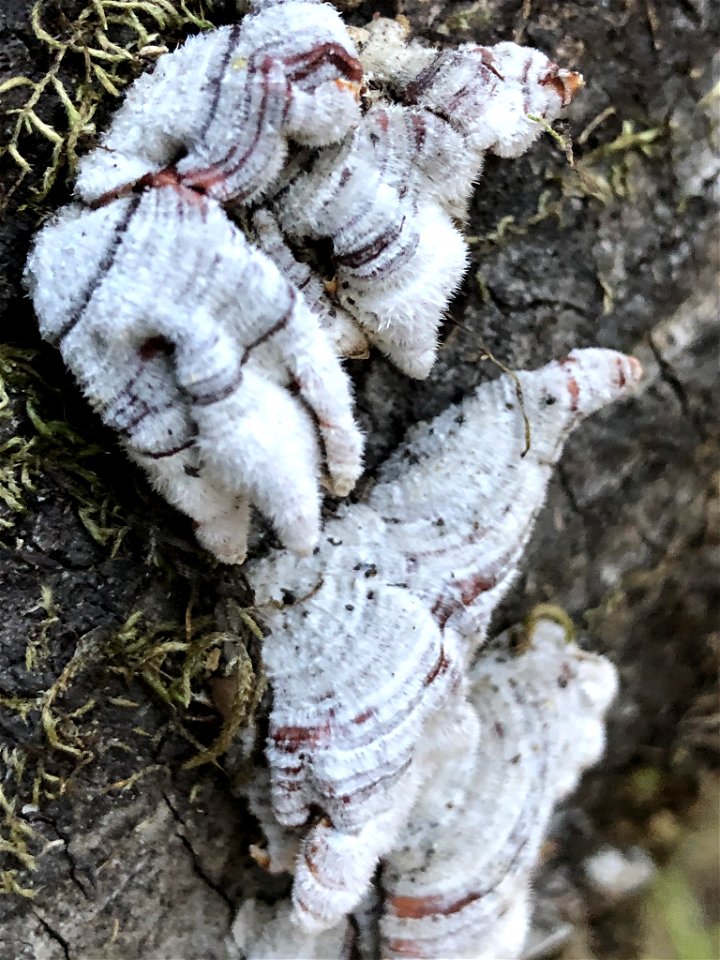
[0,0,212,204]
[0,749,54,898]
[0,351,264,898]
[466,188,566,249]
[25,584,60,671]
[0,596,265,895]
[527,112,575,162]
[106,600,266,768]
[0,345,201,572]
[464,113,672,326]
[0,345,131,550]
[573,119,665,205]
[467,119,666,255]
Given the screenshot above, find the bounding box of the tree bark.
[0,0,717,957]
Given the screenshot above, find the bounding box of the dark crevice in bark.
[162,791,235,917]
[639,529,670,565]
[33,912,72,960]
[556,462,583,518]
[675,0,704,25]
[648,334,705,440]
[39,817,94,900]
[476,280,595,322]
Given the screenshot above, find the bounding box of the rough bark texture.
[0,0,717,958]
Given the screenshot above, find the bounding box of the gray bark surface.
[0,0,717,957]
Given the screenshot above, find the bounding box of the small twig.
[477,340,532,457]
